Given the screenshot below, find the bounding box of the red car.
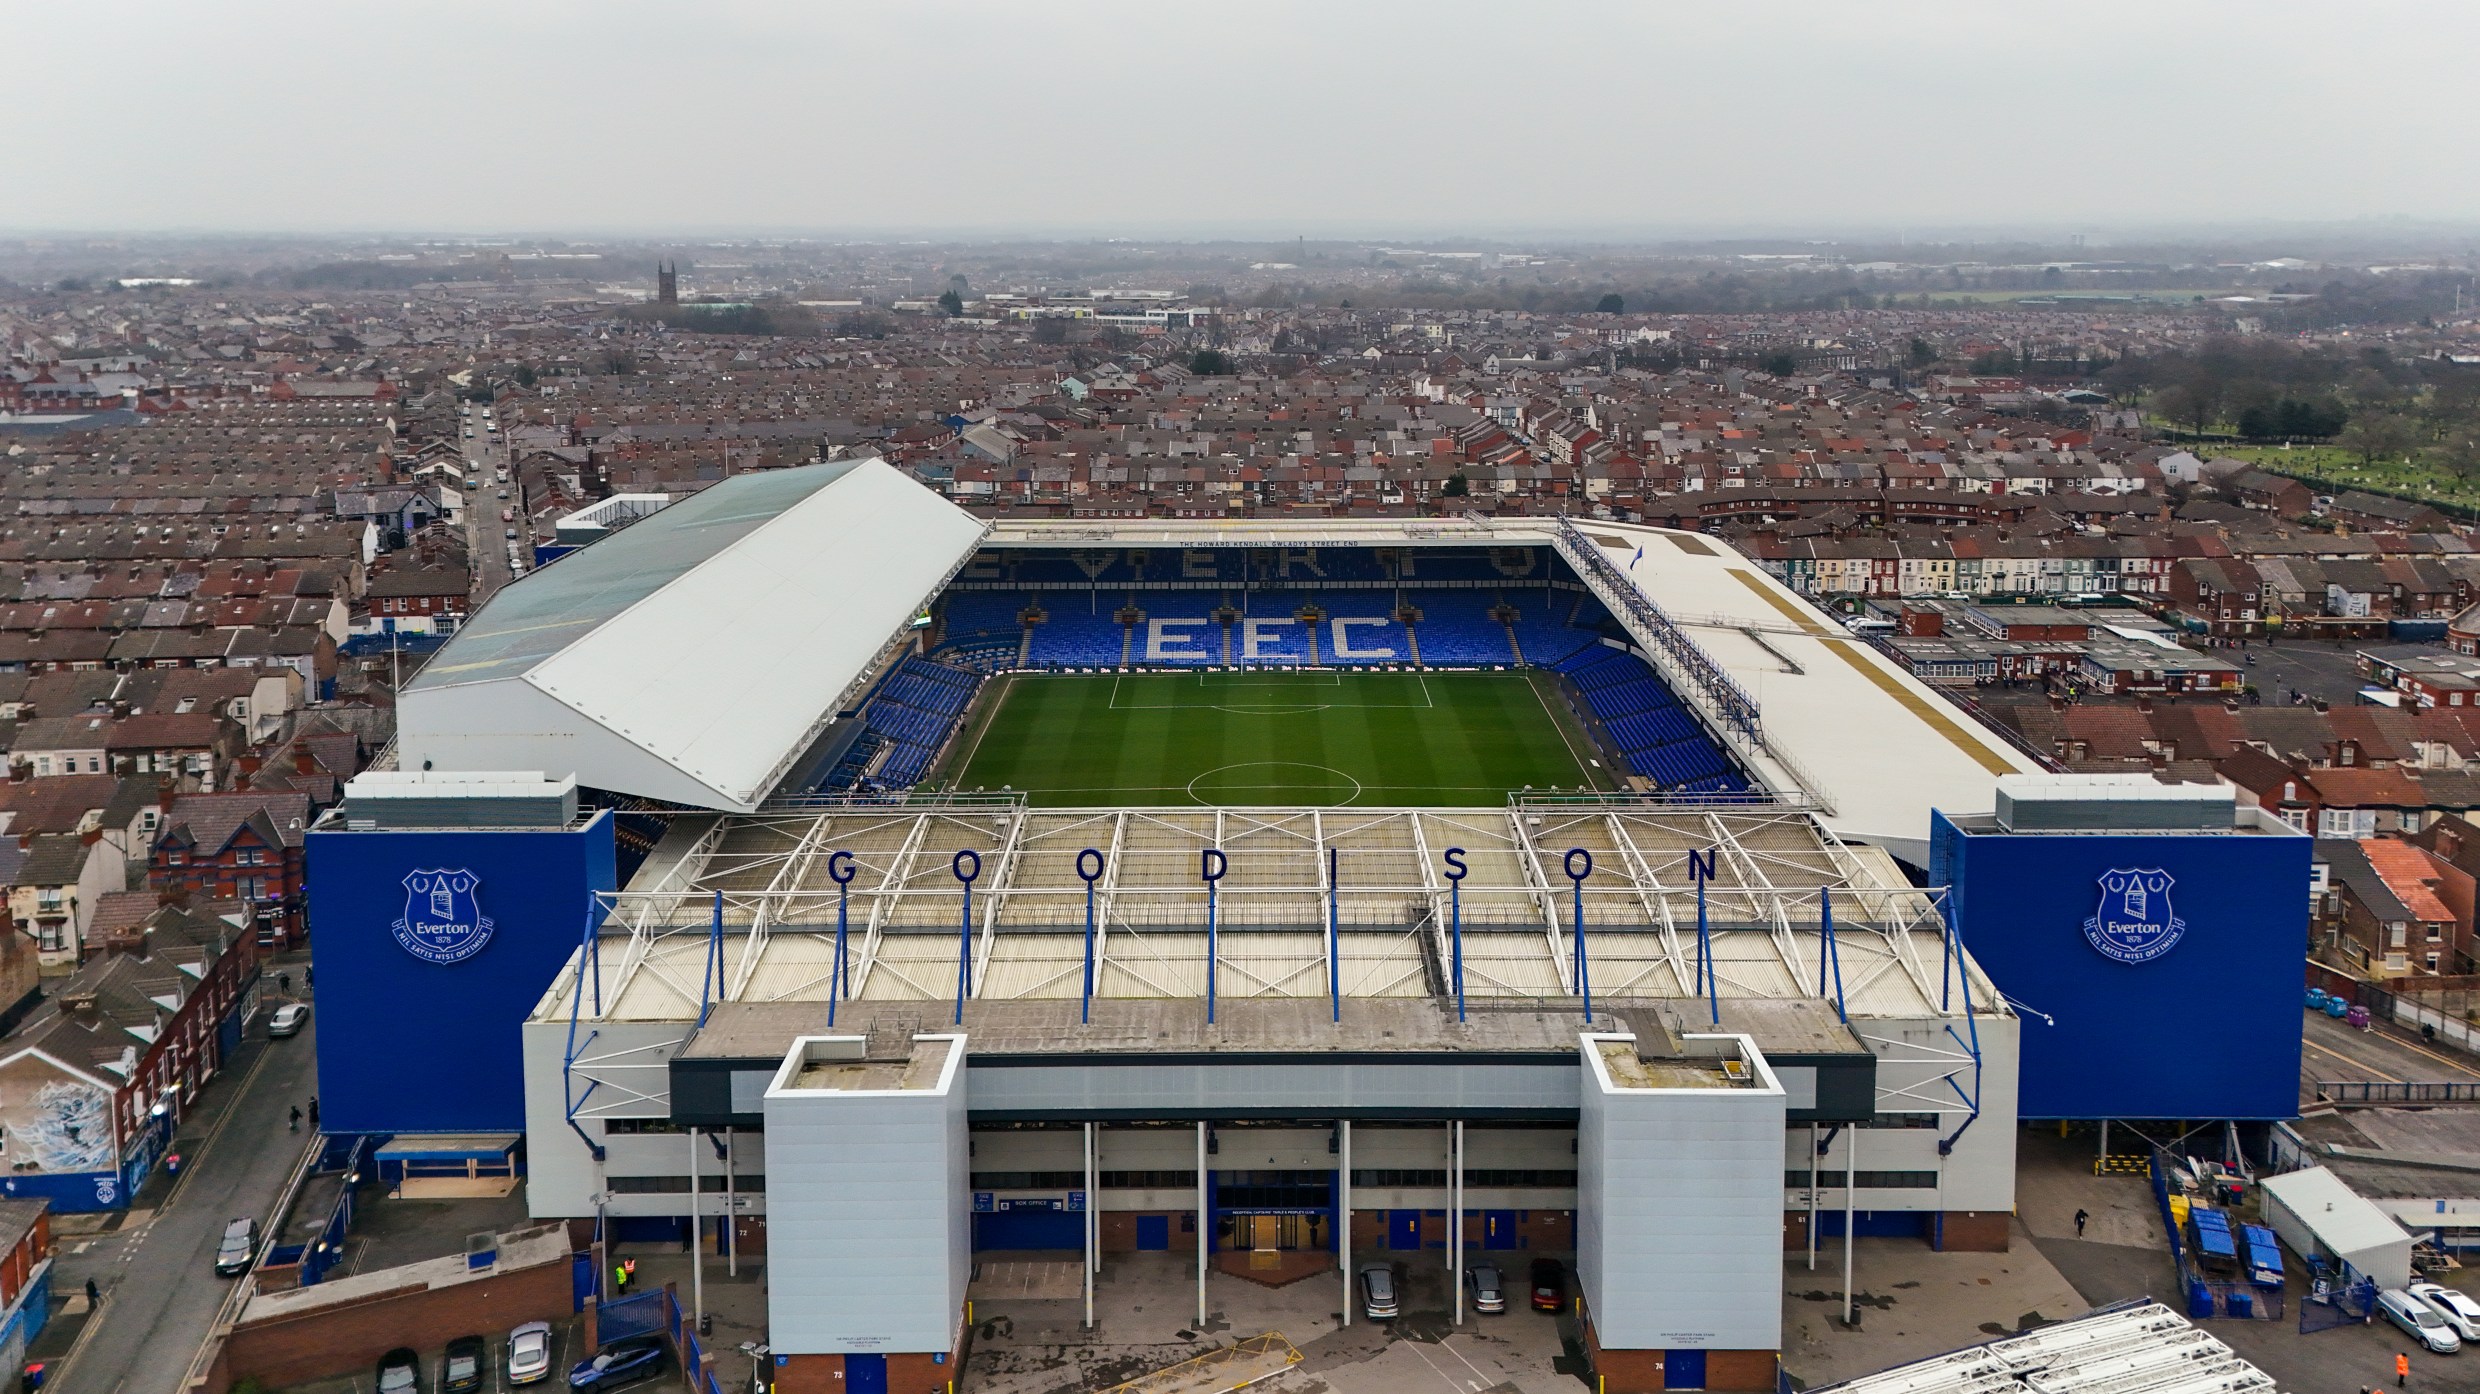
[1530,1258,1565,1312]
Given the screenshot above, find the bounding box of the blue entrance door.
[1484,1211,1518,1250]
[846,1353,888,1394]
[1389,1210,1421,1250]
[1135,1215,1170,1250]
[1666,1349,1706,1390]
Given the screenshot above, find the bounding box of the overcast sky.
[16,0,2480,238]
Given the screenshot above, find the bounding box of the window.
[38,923,67,953]
[606,1176,685,1194]
[971,1171,1084,1190]
[1789,1170,1940,1190]
[237,877,264,901]
[1098,1170,1199,1189]
[606,1174,764,1194]
[603,1118,687,1136]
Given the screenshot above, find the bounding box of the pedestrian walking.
[2398,1351,2410,1387]
[2073,1208,2089,1238]
[278,972,291,996]
[84,1278,98,1308]
[289,1105,301,1133]
[308,1097,319,1129]
[304,965,313,990]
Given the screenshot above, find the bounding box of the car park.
[567,1335,667,1388]
[441,1335,487,1394]
[508,1321,556,1385]
[213,1217,259,1276]
[1359,1264,1398,1320]
[1465,1262,1506,1313]
[377,1347,422,1394]
[2410,1282,2480,1343]
[1530,1257,1565,1312]
[2380,1287,2463,1353]
[268,1002,309,1038]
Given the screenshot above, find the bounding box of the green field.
[941,670,1606,806]
[2211,443,2480,514]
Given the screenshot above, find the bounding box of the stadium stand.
[1554,644,1748,793]
[826,655,985,790]
[1407,590,1518,666]
[1025,597,1131,666]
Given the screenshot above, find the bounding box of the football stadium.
[309,458,2310,1394]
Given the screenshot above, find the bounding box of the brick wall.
[1933,1210,2011,1252]
[222,1252,572,1389]
[1583,1308,1778,1392]
[770,1311,969,1394]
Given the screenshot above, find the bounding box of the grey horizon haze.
[14,0,2480,238]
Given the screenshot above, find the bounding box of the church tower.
[657,261,678,305]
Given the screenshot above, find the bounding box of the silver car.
[507,1320,555,1385]
[1359,1264,1397,1320]
[2380,1287,2462,1354]
[1465,1262,1506,1314]
[2410,1282,2480,1343]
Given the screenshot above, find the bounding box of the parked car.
[377,1347,422,1394]
[2410,1282,2480,1343]
[441,1335,487,1394]
[1529,1257,1565,1312]
[567,1336,667,1389]
[213,1218,258,1276]
[1358,1264,1398,1320]
[508,1320,556,1384]
[2380,1287,2463,1354]
[1465,1262,1506,1313]
[267,1002,309,1038]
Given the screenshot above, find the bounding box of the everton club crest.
[392,869,496,965]
[2083,868,2185,964]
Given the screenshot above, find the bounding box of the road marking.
[1436,1331,1495,1385]
[1395,1333,1476,1392]
[2366,1023,2480,1080]
[2304,1037,2402,1083]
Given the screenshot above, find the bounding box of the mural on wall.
[16,1080,114,1172]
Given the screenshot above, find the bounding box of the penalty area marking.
[1107,671,1436,712]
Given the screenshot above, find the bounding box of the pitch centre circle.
[1185,761,1364,808]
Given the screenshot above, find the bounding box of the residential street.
[47,994,321,1394]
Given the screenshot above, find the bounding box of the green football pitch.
[940,670,1608,806]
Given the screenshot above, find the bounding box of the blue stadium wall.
[308,813,616,1135]
[1929,810,2308,1121]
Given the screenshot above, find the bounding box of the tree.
[1190,349,1233,376]
[2337,411,2415,466]
[1761,350,1799,376]
[2150,382,2216,438]
[1595,293,1626,315]
[937,289,964,317]
[1031,317,1069,345]
[513,364,537,388]
[1908,337,1937,367]
[1443,472,1470,498]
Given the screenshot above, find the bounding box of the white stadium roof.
[401,457,987,812]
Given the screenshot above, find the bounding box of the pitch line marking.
[1184,761,1365,808]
